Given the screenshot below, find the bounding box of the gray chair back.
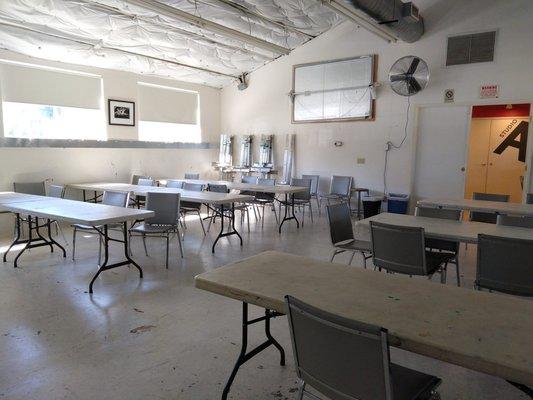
[471,192,510,224]
[326,203,354,245]
[145,192,180,226]
[102,191,129,207]
[208,184,229,193]
[241,176,258,184]
[183,182,204,192]
[526,193,533,204]
[258,178,275,186]
[497,215,533,229]
[415,206,461,252]
[302,174,319,196]
[285,295,392,400]
[166,180,184,189]
[13,181,46,196]
[291,178,311,201]
[131,175,150,185]
[476,234,533,296]
[137,178,155,187]
[370,221,428,276]
[184,173,200,180]
[330,176,352,196]
[48,184,65,198]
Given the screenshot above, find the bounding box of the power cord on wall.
[383,95,410,195]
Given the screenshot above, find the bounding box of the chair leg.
[330,249,341,262]
[72,227,77,261]
[246,208,250,233]
[302,205,305,227]
[440,262,448,284]
[197,210,206,235]
[142,234,148,256]
[176,228,184,258]
[455,256,461,287]
[348,251,356,265]
[261,204,265,229]
[128,232,133,256]
[297,379,306,400]
[98,234,102,266]
[165,234,169,268]
[363,253,367,269]
[272,203,279,225]
[309,202,314,223]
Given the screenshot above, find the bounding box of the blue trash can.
[387,193,409,214]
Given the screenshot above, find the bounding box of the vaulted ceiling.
[0,0,344,87]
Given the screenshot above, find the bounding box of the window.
[291,55,375,123]
[3,102,104,140]
[0,61,105,140]
[138,82,201,143]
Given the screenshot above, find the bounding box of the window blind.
[138,82,198,125]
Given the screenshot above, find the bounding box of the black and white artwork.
[108,99,135,126]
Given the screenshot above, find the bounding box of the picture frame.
[108,99,135,126]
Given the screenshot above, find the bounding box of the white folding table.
[195,251,533,399]
[356,212,533,243]
[418,198,533,216]
[0,192,153,293]
[156,178,308,233]
[67,182,255,253]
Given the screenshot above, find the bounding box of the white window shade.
[139,83,198,125]
[0,63,102,109]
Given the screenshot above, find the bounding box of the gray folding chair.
[253,178,278,228]
[497,215,533,229]
[290,178,313,226]
[47,184,67,242]
[131,174,151,185]
[13,181,47,237]
[285,295,442,400]
[476,234,533,296]
[129,192,183,267]
[207,184,250,232]
[470,192,510,224]
[166,179,184,189]
[184,173,200,180]
[181,182,206,235]
[326,203,371,268]
[302,174,320,215]
[13,181,46,196]
[133,178,154,208]
[415,207,462,286]
[321,175,352,208]
[526,193,533,204]
[370,221,453,283]
[72,190,130,263]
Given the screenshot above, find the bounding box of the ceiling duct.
[346,0,424,43]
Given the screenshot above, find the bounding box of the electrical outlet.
[357,157,366,165]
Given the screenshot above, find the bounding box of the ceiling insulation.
[0,0,342,88]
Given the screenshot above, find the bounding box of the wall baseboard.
[0,138,218,149]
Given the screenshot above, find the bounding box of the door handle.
[460,167,465,172]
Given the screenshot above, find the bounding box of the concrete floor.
[0,209,528,400]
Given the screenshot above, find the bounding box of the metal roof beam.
[121,0,290,55]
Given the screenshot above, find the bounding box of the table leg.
[222,302,285,400]
[278,193,299,234]
[211,203,243,254]
[4,215,66,267]
[89,222,143,294]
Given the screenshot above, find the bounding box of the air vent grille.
[446,31,496,66]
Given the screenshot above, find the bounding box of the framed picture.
[108,99,135,126]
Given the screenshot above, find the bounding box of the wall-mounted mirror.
[218,134,233,166]
[259,134,273,166]
[239,135,252,167]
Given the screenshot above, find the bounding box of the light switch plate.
[357,157,366,165]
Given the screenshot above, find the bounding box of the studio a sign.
[494,120,529,162]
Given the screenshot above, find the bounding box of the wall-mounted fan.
[389,56,429,96]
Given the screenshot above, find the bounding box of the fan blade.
[408,77,422,94]
[407,57,420,75]
[390,74,406,82]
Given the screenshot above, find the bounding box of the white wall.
[0,50,220,235]
[220,0,533,196]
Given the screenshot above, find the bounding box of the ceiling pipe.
[85,0,272,60]
[321,0,398,43]
[0,20,238,79]
[345,0,424,43]
[200,0,316,40]
[121,0,290,55]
